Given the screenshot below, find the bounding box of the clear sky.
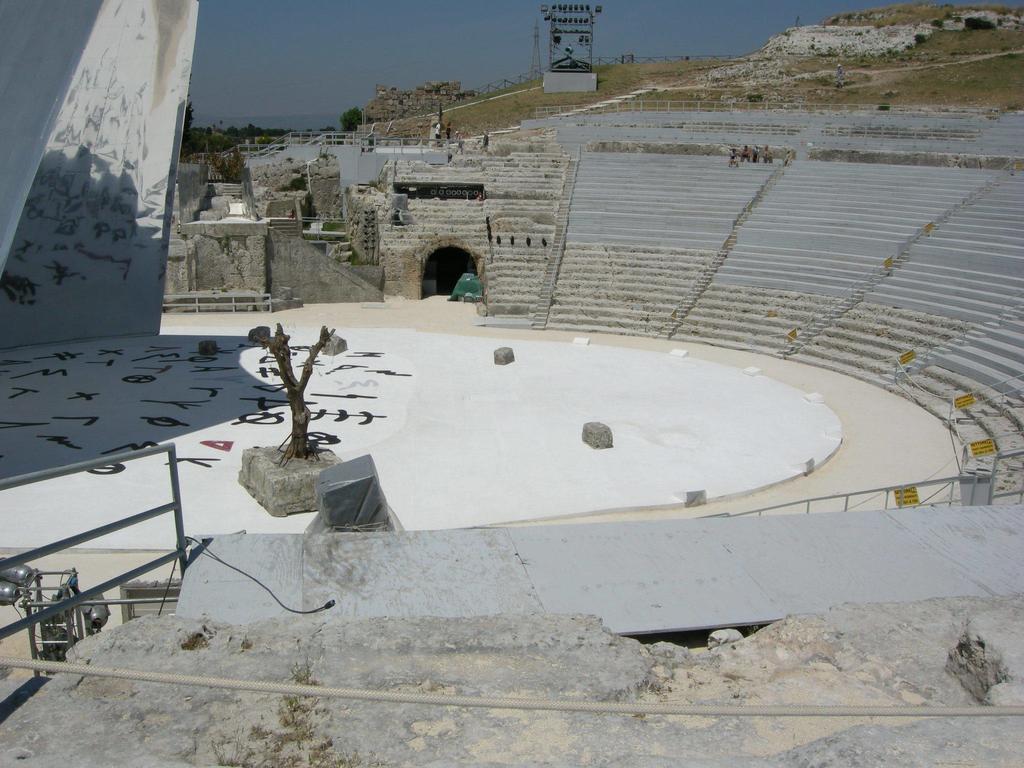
[187,1,966,126]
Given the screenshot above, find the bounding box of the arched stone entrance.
[421,246,478,298]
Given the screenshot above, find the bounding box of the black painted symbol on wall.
[190,387,222,398]
[37,434,82,450]
[232,411,285,425]
[0,274,39,304]
[87,463,126,476]
[170,457,221,469]
[53,416,99,427]
[140,399,206,411]
[12,368,67,380]
[308,432,341,448]
[43,260,83,286]
[122,375,156,384]
[103,441,158,454]
[140,416,189,428]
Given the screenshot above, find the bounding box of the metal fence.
[532,99,997,119]
[0,444,188,642]
[702,472,991,520]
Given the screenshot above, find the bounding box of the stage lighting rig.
[540,3,601,72]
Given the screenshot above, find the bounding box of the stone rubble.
[1,596,1022,766]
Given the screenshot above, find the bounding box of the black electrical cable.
[185,536,334,615]
[156,558,177,618]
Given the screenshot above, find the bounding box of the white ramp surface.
[178,506,1024,634]
[508,505,1024,633]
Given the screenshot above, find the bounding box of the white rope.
[3,656,1022,718]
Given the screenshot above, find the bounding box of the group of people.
[432,121,466,154]
[729,144,774,167]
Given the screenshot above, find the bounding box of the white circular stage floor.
[1,327,841,547]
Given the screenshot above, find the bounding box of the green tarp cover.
[450,273,482,301]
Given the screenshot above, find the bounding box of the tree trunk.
[260,324,334,464]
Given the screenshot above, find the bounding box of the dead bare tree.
[258,324,335,463]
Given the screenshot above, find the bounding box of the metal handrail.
[704,473,983,519]
[0,444,188,641]
[532,99,997,119]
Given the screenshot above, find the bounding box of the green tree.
[179,98,195,158]
[340,107,363,132]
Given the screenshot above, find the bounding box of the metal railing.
[0,444,188,641]
[703,472,990,520]
[595,53,737,65]
[163,291,272,313]
[532,99,997,119]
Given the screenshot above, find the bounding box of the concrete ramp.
[179,504,1024,634]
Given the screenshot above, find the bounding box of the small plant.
[180,631,209,650]
[210,148,245,183]
[931,18,944,28]
[877,104,892,111]
[746,93,764,102]
[291,660,320,686]
[914,33,929,44]
[280,176,307,192]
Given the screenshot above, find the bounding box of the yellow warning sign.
[970,438,997,458]
[954,393,976,410]
[923,222,935,234]
[894,486,920,507]
[787,328,798,341]
[1016,161,1024,171]
[899,350,916,366]
[883,256,894,269]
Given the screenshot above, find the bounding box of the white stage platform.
[0,326,841,547]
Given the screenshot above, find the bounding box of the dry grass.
[376,17,1021,136]
[384,59,732,136]
[209,662,385,767]
[825,3,1022,27]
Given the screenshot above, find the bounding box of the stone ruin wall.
[166,221,268,294]
[364,80,476,122]
[247,155,342,219]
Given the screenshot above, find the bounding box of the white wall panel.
[0,0,198,347]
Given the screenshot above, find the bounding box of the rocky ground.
[1,595,1021,766]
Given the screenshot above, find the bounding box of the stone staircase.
[544,246,715,337]
[790,302,1024,490]
[673,284,834,353]
[530,149,580,329]
[662,163,789,339]
[780,169,1011,358]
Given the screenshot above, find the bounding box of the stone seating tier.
[865,173,1023,322]
[716,162,997,298]
[567,152,774,252]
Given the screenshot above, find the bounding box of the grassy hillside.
[382,9,1023,137]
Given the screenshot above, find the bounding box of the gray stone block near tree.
[238,446,341,517]
[493,347,515,365]
[582,421,613,449]
[247,326,271,344]
[323,333,348,357]
[197,339,218,355]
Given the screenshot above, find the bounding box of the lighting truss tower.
[540,4,602,73]
[530,20,542,79]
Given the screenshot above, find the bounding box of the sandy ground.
[0,298,958,662]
